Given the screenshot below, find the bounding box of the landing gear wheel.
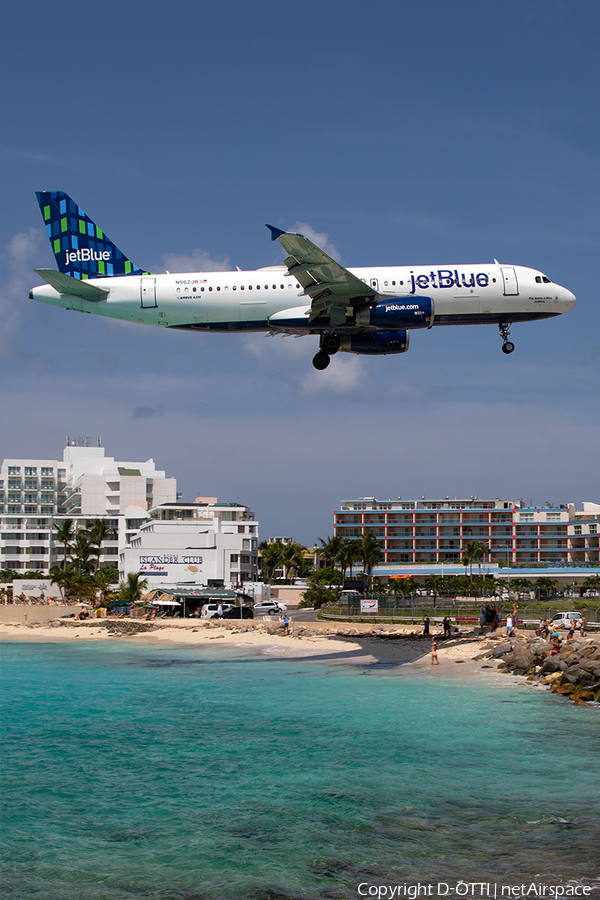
[312,351,331,370]
[322,334,341,354]
[502,341,515,354]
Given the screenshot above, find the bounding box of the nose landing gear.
[499,322,515,354]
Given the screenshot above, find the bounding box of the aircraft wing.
[266,226,375,323]
[34,268,109,301]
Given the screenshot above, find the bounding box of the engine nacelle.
[355,297,433,330]
[340,330,410,355]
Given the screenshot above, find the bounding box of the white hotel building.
[0,446,259,587]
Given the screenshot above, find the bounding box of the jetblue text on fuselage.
[409,270,489,293]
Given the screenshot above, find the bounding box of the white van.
[200,603,234,619]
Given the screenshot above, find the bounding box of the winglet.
[266,224,286,241]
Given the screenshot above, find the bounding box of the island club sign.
[139,555,203,565]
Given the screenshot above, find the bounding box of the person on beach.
[512,604,519,628]
[443,616,451,637]
[506,614,514,637]
[567,620,576,640]
[423,616,430,637]
[431,639,439,665]
[580,616,586,637]
[479,608,486,635]
[217,603,223,618]
[551,632,561,653]
[282,614,290,633]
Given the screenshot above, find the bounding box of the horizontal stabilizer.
[34,269,109,301]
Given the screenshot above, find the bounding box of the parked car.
[200,603,235,619]
[221,606,254,619]
[550,612,584,630]
[253,600,287,615]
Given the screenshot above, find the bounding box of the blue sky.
[1,0,598,543]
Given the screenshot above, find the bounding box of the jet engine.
[340,330,410,355]
[355,297,433,330]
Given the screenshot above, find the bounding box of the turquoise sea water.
[1,640,599,900]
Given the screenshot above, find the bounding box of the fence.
[320,600,600,625]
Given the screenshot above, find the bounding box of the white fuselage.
[30,262,576,334]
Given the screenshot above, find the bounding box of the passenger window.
[233,285,237,291]
[256,285,260,290]
[217,286,220,291]
[248,285,252,290]
[209,286,213,291]
[265,285,268,289]
[192,287,196,292]
[272,284,276,289]
[384,281,388,286]
[241,285,244,290]
[280,284,284,289]
[392,281,396,286]
[201,286,205,292]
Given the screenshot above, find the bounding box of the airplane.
[29,191,576,370]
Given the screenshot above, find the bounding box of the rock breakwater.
[477,632,600,704]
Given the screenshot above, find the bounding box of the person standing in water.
[431,639,439,665]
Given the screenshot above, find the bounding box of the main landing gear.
[499,322,515,355]
[312,333,341,370]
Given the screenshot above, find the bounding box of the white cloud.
[300,353,364,395]
[0,227,45,358]
[290,222,341,261]
[162,248,231,273]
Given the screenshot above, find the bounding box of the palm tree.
[318,536,342,569]
[86,519,111,573]
[259,542,284,583]
[95,566,119,607]
[49,565,68,600]
[463,541,488,579]
[280,542,306,581]
[71,531,94,577]
[119,572,149,607]
[337,539,361,583]
[54,518,74,572]
[356,534,382,586]
[425,574,445,610]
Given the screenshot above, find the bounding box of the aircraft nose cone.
[564,289,576,311]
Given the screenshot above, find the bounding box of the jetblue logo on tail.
[66,249,112,263]
[36,190,146,279]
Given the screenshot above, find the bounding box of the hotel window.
[546,513,560,521]
[41,467,53,476]
[24,480,38,489]
[8,493,21,502]
[590,524,598,534]
[8,467,20,475]
[519,513,534,521]
[8,480,21,489]
[25,467,37,476]
[574,525,582,535]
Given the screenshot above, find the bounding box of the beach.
[0,615,495,670]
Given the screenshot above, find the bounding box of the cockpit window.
[535,275,552,284]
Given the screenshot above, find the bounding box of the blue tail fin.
[35,191,147,279]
